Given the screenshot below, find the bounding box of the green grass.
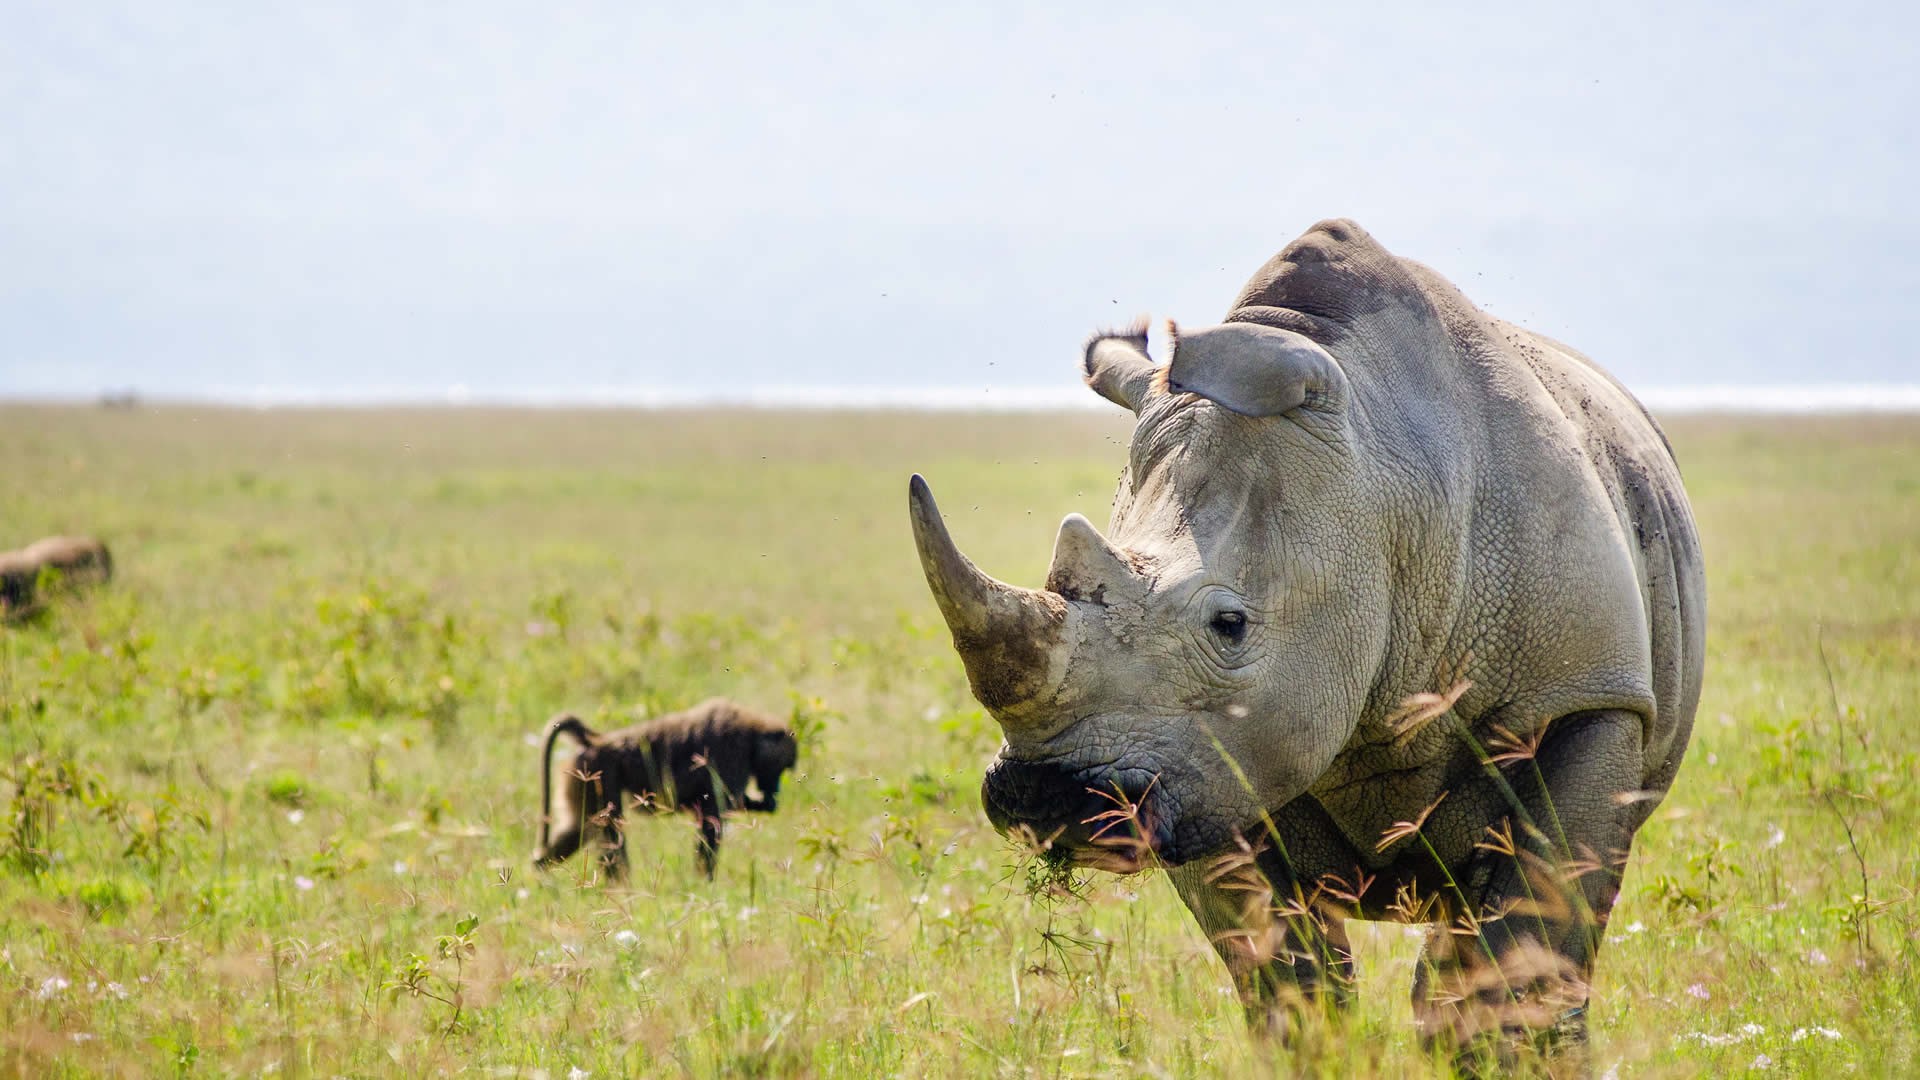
[1,406,1914,1077]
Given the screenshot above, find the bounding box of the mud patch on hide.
[950,592,1067,710]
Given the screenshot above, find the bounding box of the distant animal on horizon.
[532,698,799,880]
[0,535,113,621]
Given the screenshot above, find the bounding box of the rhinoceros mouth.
[980,759,1225,870]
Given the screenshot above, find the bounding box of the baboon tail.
[539,713,597,856]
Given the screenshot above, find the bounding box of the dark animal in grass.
[2,536,112,623]
[532,698,798,880]
[22,535,113,586]
[908,218,1703,1073]
[0,550,39,622]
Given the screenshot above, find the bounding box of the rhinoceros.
[908,219,1703,1064]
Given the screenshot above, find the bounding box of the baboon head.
[754,728,799,785]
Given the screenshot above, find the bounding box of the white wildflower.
[516,887,530,901]
[293,875,315,891]
[1682,1025,1763,1048]
[1751,1053,1773,1069]
[286,809,304,825]
[1686,983,1710,1000]
[105,982,128,999]
[1806,947,1829,965]
[612,929,638,948]
[1791,1026,1842,1042]
[1626,920,1646,934]
[37,975,70,999]
[1599,1065,1620,1080]
[1684,1032,1738,1047]
[1765,824,1785,848]
[568,1067,589,1080]
[392,860,409,874]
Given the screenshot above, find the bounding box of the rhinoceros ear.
[1080,320,1160,413]
[1157,321,1348,417]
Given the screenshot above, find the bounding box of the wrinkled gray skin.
[908,219,1704,1063]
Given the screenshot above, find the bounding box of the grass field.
[1,405,1915,1078]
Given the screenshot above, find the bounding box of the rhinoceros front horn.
[907,475,1069,714]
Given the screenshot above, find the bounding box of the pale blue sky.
[3,2,1915,400]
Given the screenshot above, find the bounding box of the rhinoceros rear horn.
[1161,321,1349,418]
[1081,321,1160,413]
[1044,514,1143,604]
[907,475,1069,711]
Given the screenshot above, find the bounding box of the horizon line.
[7,383,1920,413]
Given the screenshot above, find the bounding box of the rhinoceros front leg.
[1166,838,1356,1039]
[1414,708,1649,1075]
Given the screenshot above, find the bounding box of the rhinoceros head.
[911,313,1394,869]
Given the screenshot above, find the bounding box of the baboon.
[22,536,113,586]
[532,698,798,880]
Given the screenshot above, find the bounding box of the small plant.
[75,875,136,920]
[1012,826,1091,905]
[786,694,836,758]
[97,786,209,878]
[419,673,461,745]
[4,751,99,873]
[261,769,309,807]
[880,770,953,808]
[384,913,481,1035]
[146,1031,201,1078]
[529,588,574,640]
[795,816,847,866]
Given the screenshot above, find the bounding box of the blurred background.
[3,1,1915,406]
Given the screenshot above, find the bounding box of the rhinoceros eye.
[1208,610,1248,644]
